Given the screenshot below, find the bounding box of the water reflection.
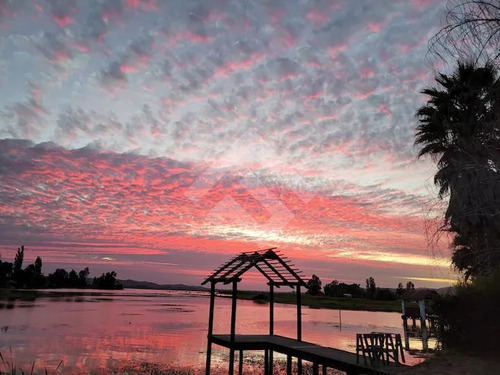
[0,289,425,374]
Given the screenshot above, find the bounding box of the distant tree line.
[306,274,416,301]
[0,245,122,290]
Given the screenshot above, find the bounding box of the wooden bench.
[356,332,405,366]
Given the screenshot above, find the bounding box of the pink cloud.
[268,8,286,24]
[73,42,89,53]
[360,66,375,78]
[412,0,434,10]
[184,31,212,44]
[34,3,44,14]
[52,14,72,27]
[367,21,384,33]
[214,53,266,78]
[119,63,138,74]
[328,44,347,58]
[0,139,447,285]
[125,0,158,11]
[354,89,376,100]
[379,104,392,116]
[49,0,77,28]
[305,9,330,26]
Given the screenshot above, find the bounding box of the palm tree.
[415,62,500,279]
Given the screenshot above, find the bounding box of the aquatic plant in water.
[0,349,62,375]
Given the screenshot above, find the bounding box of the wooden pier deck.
[211,334,409,375]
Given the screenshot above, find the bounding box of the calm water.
[0,289,427,374]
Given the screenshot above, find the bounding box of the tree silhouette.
[406,281,415,290]
[430,0,500,65]
[396,282,404,297]
[323,280,339,297]
[34,256,42,274]
[306,274,323,295]
[0,260,13,287]
[48,268,69,288]
[365,277,377,299]
[323,280,363,298]
[416,62,500,280]
[92,271,122,290]
[0,246,119,289]
[78,267,89,287]
[376,288,395,301]
[13,246,24,274]
[13,246,25,287]
[68,269,78,286]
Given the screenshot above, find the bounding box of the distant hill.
[119,279,209,292]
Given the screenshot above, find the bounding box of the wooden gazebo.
[400,288,439,351]
[202,248,410,375]
[202,247,308,375]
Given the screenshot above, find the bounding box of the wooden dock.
[211,334,409,375]
[203,250,410,375]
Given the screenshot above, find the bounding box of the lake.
[0,289,429,374]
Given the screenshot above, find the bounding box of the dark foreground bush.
[432,272,500,355]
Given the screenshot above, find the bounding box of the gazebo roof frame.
[203,248,309,374]
[202,247,307,288]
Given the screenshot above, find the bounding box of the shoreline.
[1,287,406,313]
[220,290,404,313]
[403,351,500,374]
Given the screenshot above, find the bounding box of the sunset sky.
[0,0,459,289]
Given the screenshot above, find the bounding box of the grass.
[405,350,500,375]
[102,355,334,375]
[0,350,62,375]
[219,290,403,312]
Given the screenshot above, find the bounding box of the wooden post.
[403,317,410,350]
[339,309,342,331]
[401,300,410,350]
[264,349,269,375]
[418,300,428,351]
[297,285,302,341]
[270,284,274,335]
[269,284,274,373]
[238,350,243,375]
[297,284,302,374]
[229,280,238,375]
[313,362,319,375]
[205,281,216,375]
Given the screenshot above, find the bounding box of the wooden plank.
[254,263,276,284]
[202,255,242,285]
[261,258,290,284]
[272,254,307,286]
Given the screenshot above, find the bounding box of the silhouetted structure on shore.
[400,288,439,351]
